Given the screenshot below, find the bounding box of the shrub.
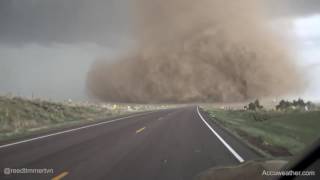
[246,99,263,111]
[276,99,316,111]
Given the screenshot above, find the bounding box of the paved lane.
[0,107,260,180]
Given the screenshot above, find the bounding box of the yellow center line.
[52,171,69,180]
[136,127,146,134]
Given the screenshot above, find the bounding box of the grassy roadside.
[0,96,169,142]
[203,108,320,157]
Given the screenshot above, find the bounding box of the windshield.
[0,0,319,180]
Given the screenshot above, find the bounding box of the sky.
[293,15,320,101]
[0,0,319,102]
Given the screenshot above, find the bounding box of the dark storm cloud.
[0,0,131,45]
[1,0,319,45]
[266,0,320,17]
[0,0,319,45]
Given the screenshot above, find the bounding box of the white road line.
[196,106,245,163]
[0,111,155,149]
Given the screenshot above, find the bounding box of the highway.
[0,106,260,180]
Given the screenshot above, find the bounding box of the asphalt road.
[0,106,260,180]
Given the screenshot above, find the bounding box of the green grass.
[0,96,147,141]
[204,108,320,157]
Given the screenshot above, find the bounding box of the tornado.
[87,0,302,103]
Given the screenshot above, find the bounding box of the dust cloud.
[87,0,302,103]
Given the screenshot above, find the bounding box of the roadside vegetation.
[0,95,170,141]
[204,99,320,157]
